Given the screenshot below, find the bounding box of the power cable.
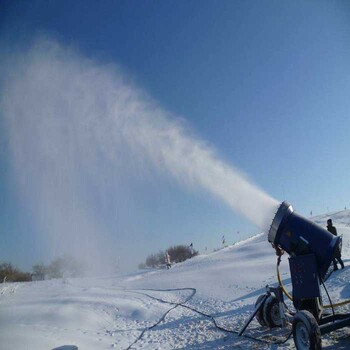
[123,287,292,349]
[320,277,335,319]
[124,288,195,350]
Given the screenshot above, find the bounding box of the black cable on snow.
[124,288,196,350]
[179,302,293,345]
[123,287,292,349]
[320,276,335,319]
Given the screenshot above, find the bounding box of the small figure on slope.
[222,235,226,247]
[165,251,172,269]
[327,219,345,271]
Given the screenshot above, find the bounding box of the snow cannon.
[268,201,340,279]
[240,202,350,350]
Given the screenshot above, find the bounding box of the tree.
[47,258,65,279]
[141,244,199,269]
[145,254,158,268]
[0,262,31,282]
[32,256,86,280]
[138,262,146,269]
[0,263,17,282]
[44,256,85,279]
[32,263,48,275]
[167,245,198,263]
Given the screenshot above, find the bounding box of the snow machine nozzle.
[268,201,341,278]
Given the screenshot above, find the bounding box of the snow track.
[0,283,18,296]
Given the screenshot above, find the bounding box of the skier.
[165,251,171,269]
[189,242,194,255]
[327,219,344,271]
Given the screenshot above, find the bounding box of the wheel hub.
[271,304,281,325]
[296,322,310,350]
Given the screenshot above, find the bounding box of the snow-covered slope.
[2,210,350,349]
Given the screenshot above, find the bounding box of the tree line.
[0,255,85,282]
[0,263,31,282]
[139,244,198,269]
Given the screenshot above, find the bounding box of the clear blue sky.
[1,1,350,270]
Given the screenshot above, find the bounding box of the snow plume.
[1,39,278,269]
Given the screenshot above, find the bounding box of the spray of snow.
[1,39,278,268]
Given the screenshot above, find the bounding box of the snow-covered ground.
[2,210,350,349]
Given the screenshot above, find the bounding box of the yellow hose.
[276,261,293,301]
[276,258,350,309]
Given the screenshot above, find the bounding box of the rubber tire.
[255,294,267,326]
[263,295,283,328]
[292,310,321,350]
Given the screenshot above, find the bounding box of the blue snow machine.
[240,201,350,350]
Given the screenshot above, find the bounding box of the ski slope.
[2,210,350,349]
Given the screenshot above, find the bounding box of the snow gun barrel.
[268,201,340,278]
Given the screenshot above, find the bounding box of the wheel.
[263,295,283,328]
[255,294,267,326]
[292,310,321,350]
